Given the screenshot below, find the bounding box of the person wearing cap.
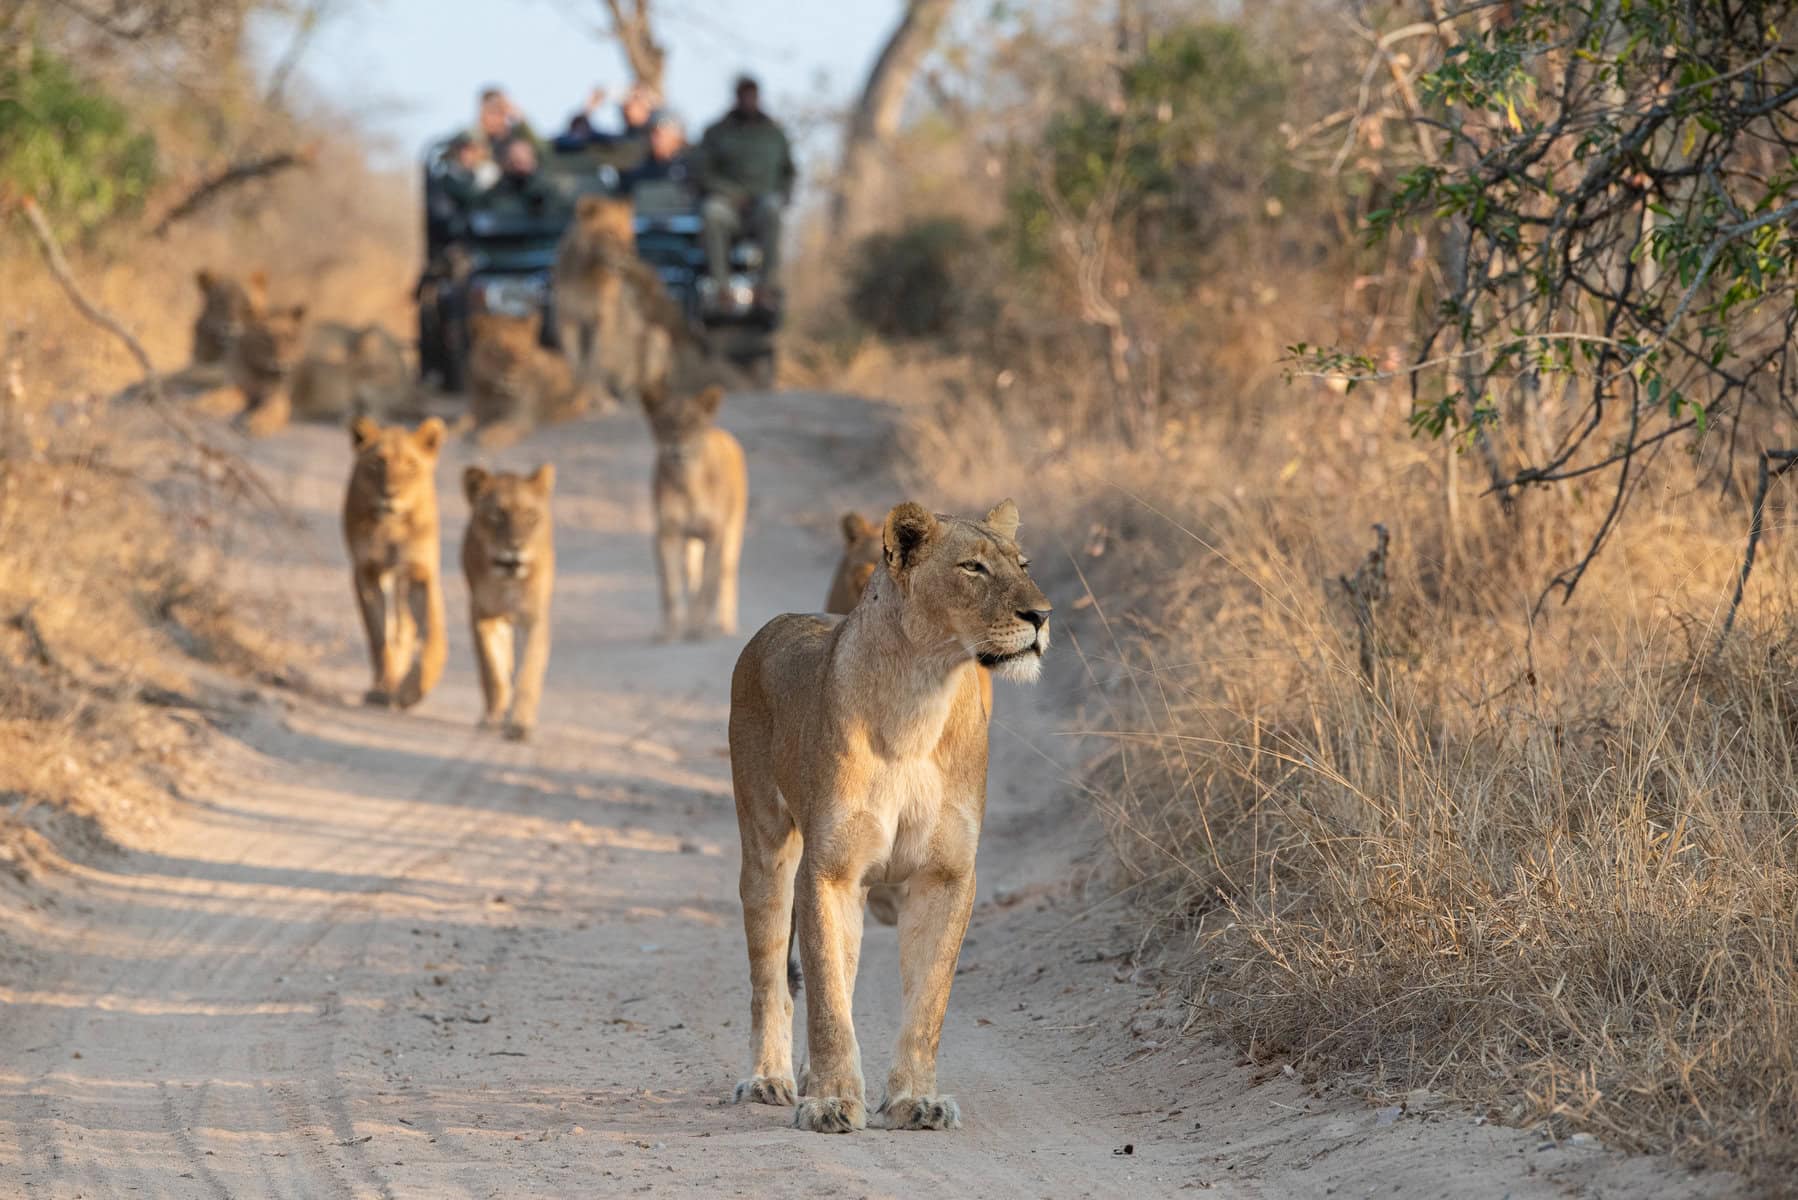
[695,75,796,303]
[618,111,693,194]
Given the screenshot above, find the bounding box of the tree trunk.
[829,0,955,243]
[601,0,665,96]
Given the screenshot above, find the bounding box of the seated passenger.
[697,75,794,305]
[617,112,692,195]
[480,139,556,214]
[554,83,657,153]
[474,86,538,159]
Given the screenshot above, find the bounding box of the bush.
[846,217,982,340]
[0,49,159,240]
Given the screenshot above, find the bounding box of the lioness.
[343,417,449,710]
[645,384,746,641]
[729,500,1051,1133]
[461,464,556,741]
[554,194,697,407]
[466,311,589,446]
[230,300,309,436]
[192,268,266,366]
[291,322,412,423]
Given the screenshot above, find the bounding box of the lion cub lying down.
[645,385,747,641]
[462,464,556,741]
[342,417,449,709]
[730,500,1051,1134]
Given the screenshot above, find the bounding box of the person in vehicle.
[478,138,557,214]
[617,112,692,195]
[695,75,795,305]
[554,83,657,152]
[474,86,538,158]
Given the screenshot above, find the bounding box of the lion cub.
[192,268,267,366]
[461,465,556,741]
[231,299,309,436]
[729,500,1051,1133]
[645,384,746,641]
[292,322,413,423]
[467,311,589,446]
[342,417,449,709]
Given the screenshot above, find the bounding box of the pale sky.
[263,0,905,172]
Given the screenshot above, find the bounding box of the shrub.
[0,49,159,240]
[846,217,982,340]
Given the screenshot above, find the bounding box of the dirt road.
[0,392,1735,1198]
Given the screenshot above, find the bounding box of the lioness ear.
[841,511,874,546]
[695,385,725,420]
[463,466,489,503]
[413,416,446,455]
[350,416,380,449]
[528,463,556,494]
[883,501,939,572]
[984,498,1020,541]
[576,195,602,218]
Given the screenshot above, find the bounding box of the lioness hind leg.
[878,867,976,1131]
[730,733,801,1107]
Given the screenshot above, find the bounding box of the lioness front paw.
[878,1094,961,1131]
[733,1075,796,1106]
[504,722,531,743]
[793,1096,865,1134]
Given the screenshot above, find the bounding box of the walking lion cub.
[645,385,746,641]
[342,417,448,709]
[461,464,556,741]
[729,500,1051,1133]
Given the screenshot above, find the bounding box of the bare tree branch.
[150,147,315,238]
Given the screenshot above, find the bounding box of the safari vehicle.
[415,138,632,393]
[416,139,780,392]
[630,178,780,387]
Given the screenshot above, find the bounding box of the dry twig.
[1717,447,1798,649]
[151,147,315,238]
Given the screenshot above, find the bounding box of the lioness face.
[245,303,309,375]
[882,499,1052,683]
[574,194,635,244]
[350,416,445,516]
[464,464,554,578]
[824,511,883,614]
[645,384,723,449]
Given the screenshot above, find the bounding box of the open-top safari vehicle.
[415,137,779,393]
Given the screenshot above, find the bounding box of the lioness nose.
[1018,607,1051,630]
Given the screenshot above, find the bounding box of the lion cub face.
[573,193,636,246]
[881,499,1052,683]
[238,302,309,381]
[349,416,445,515]
[644,384,723,449]
[463,465,554,578]
[824,512,883,614]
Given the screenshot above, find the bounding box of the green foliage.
[1005,22,1289,272]
[847,217,982,340]
[0,49,159,240]
[1292,0,1798,593]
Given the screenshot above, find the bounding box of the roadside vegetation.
[794,0,1798,1182]
[0,2,410,875]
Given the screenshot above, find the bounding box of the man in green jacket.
[695,75,796,306]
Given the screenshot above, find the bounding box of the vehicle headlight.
[471,277,547,317]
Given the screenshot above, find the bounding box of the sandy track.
[0,391,1738,1198]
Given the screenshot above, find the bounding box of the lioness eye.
[1018,558,1031,569]
[959,560,988,576]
